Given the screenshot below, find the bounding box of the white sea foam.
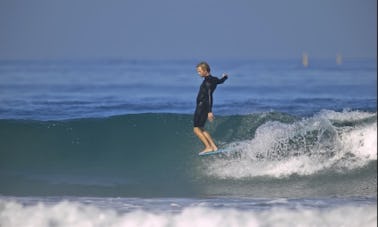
[0,199,376,227]
[317,109,376,121]
[205,111,377,179]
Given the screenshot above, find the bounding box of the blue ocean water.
[0,59,376,226]
[0,59,376,120]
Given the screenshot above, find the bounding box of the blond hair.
[196,61,211,73]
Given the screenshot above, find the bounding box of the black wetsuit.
[193,75,227,127]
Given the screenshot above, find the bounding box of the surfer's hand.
[208,112,215,122]
[222,73,228,78]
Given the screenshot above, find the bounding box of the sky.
[0,0,376,60]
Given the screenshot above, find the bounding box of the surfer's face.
[197,67,209,77]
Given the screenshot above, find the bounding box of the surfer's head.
[196,61,210,77]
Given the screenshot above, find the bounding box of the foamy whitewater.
[0,59,376,226]
[205,110,377,179]
[0,197,376,227]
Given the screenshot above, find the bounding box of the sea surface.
[0,59,376,226]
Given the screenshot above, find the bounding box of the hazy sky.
[0,0,376,60]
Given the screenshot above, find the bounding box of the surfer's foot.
[201,147,213,153]
[212,145,218,151]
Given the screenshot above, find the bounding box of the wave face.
[0,110,376,197]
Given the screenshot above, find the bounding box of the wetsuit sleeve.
[208,76,227,112]
[217,75,228,84]
[208,87,213,112]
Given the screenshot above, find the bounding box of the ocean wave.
[203,110,377,179]
[0,199,376,227]
[0,110,376,197]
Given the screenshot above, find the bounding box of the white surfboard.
[198,148,231,156]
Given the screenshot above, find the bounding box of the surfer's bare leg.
[193,127,213,152]
[202,130,218,151]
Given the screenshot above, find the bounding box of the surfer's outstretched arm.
[217,73,228,84]
[207,73,228,122]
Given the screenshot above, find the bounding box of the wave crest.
[204,110,377,178]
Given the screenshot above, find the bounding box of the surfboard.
[198,148,230,156]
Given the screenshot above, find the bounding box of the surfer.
[194,61,228,154]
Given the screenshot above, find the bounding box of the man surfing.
[193,61,228,154]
